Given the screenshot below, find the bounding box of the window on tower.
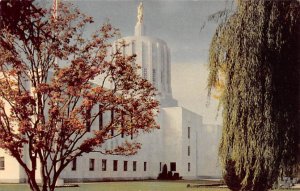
[152,43,157,67]
[143,68,147,79]
[152,69,156,84]
[142,42,148,66]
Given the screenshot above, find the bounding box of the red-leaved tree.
[0,2,159,191]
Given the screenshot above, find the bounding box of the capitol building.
[0,3,221,183]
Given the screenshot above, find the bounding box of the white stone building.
[0,3,221,183]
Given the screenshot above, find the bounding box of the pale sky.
[64,0,226,124]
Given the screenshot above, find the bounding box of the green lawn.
[0,181,297,191]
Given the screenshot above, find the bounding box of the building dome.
[114,3,177,107]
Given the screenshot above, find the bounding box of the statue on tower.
[137,2,143,24]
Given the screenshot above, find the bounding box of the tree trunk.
[39,160,49,191]
[27,171,40,191]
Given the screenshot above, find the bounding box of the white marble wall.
[197,124,222,178]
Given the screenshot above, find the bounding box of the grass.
[0,181,297,191]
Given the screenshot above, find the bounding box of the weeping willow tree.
[208,1,299,190]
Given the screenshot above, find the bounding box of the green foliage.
[208,1,299,190]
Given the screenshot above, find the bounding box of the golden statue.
[137,2,143,23]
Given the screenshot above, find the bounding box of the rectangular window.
[143,68,148,79]
[152,69,156,84]
[144,162,147,171]
[170,162,176,171]
[188,163,191,172]
[0,157,4,170]
[188,146,190,156]
[99,105,103,130]
[111,109,114,136]
[142,42,148,67]
[130,118,133,140]
[121,112,124,138]
[113,160,118,171]
[86,109,91,132]
[188,127,190,139]
[152,44,157,67]
[102,159,107,171]
[71,158,76,171]
[124,161,128,171]
[89,159,94,171]
[133,161,137,171]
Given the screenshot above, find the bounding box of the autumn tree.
[0,2,159,191]
[208,1,299,190]
[0,0,44,47]
[0,0,36,28]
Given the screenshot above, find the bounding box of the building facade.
[0,3,221,183]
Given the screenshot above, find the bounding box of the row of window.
[86,105,111,132]
[0,156,191,173]
[85,89,196,135]
[85,108,133,139]
[87,105,195,136]
[85,105,104,132]
[71,158,147,172]
[142,68,157,84]
[126,41,169,88]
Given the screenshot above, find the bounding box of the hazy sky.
[67,0,227,124]
[74,0,227,64]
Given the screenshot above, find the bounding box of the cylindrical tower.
[114,3,177,107]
